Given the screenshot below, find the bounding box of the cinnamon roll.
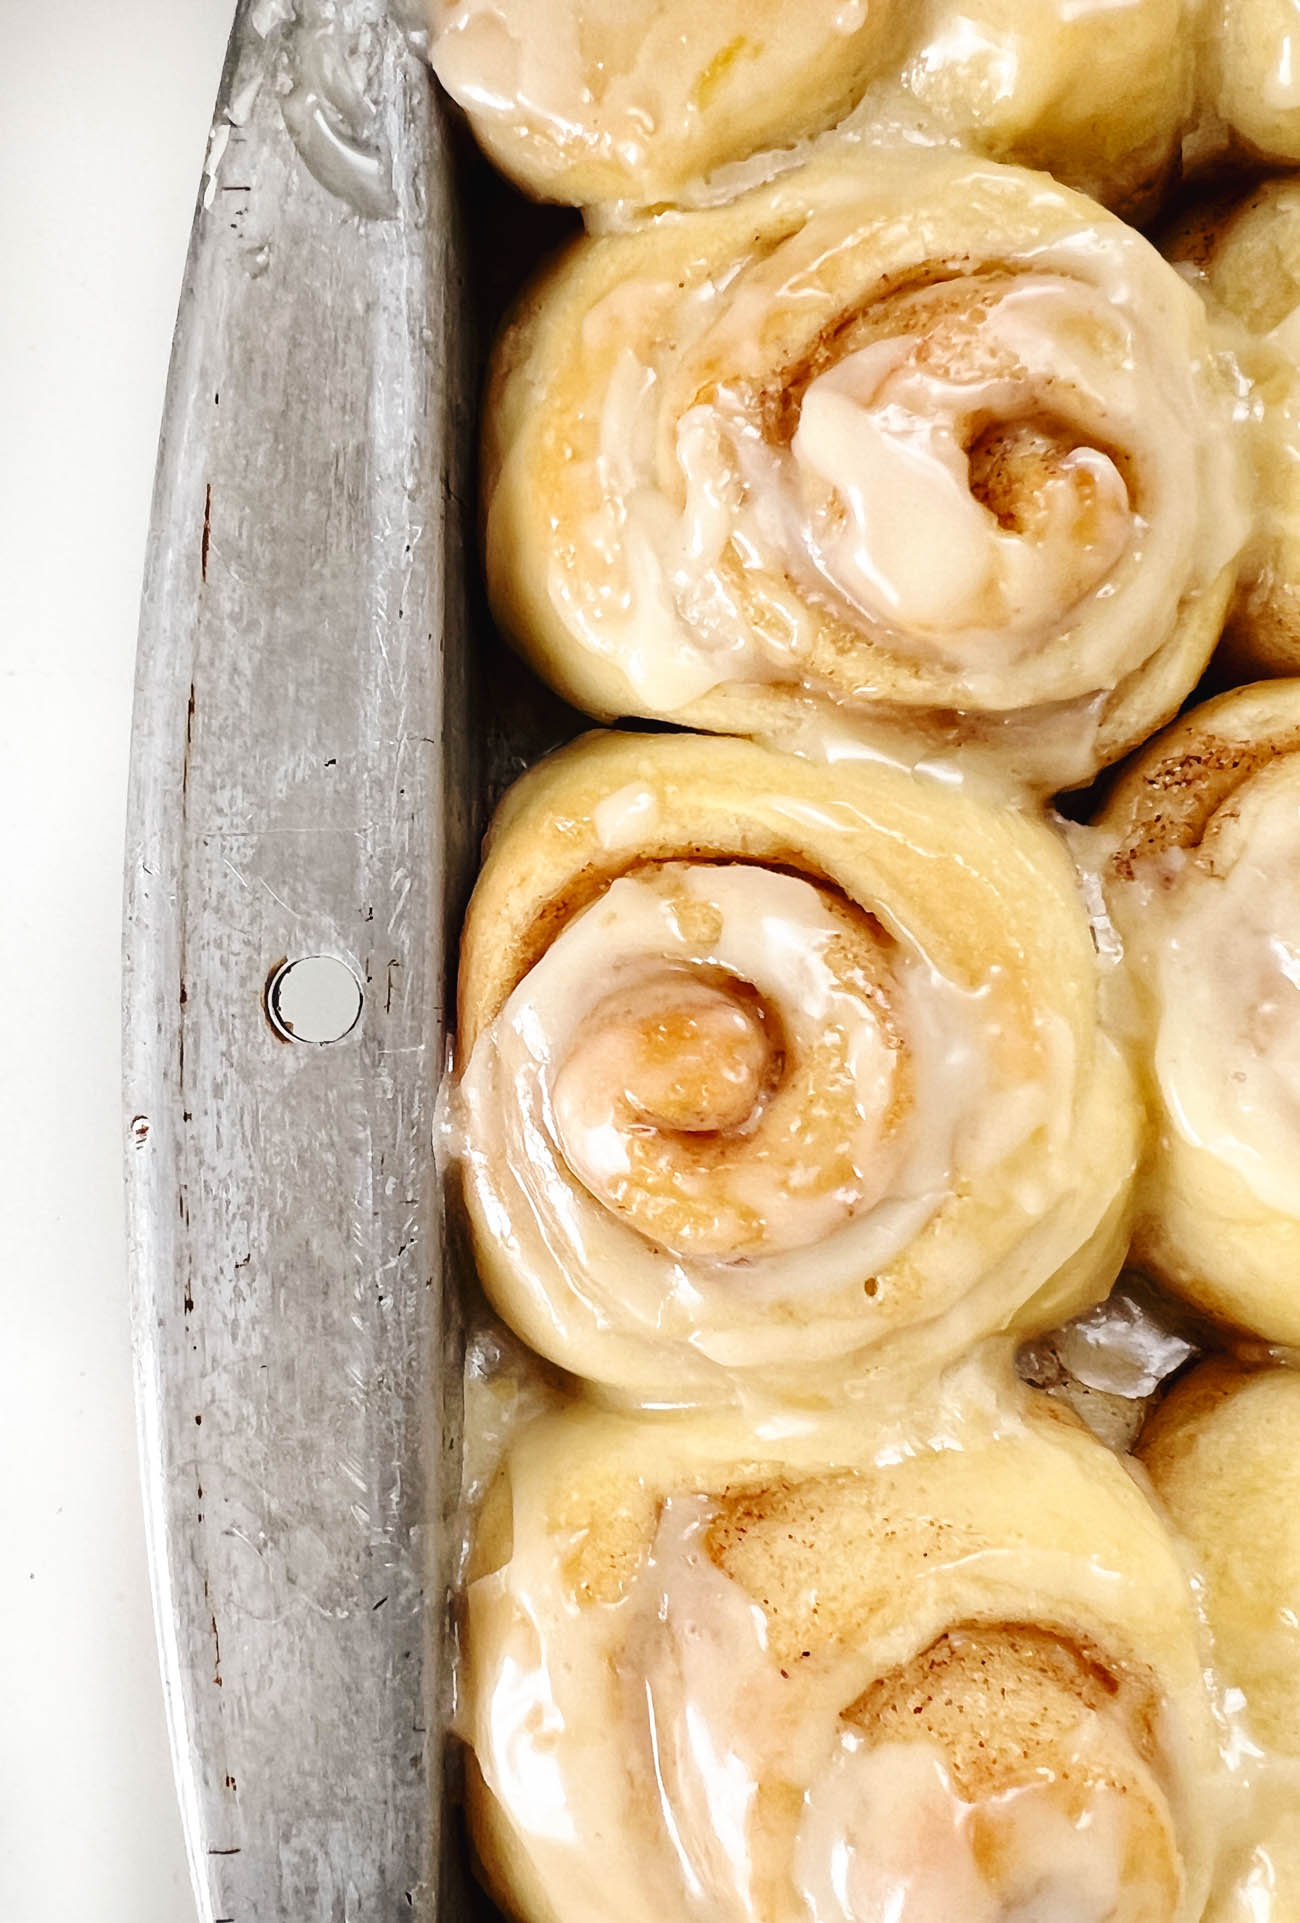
[427,1,1191,215]
[1140,1362,1300,1922]
[464,1394,1221,1923]
[484,149,1246,792]
[450,730,1138,1401]
[426,0,911,209]
[1166,178,1300,676]
[1096,681,1300,1343]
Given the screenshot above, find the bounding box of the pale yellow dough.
[465,1393,1222,1923]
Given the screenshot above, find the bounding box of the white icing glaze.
[1142,758,1300,1217]
[469,1459,1196,1923]
[794,1731,1145,1923]
[906,12,1021,107]
[593,781,662,850]
[787,289,1133,664]
[620,1499,773,1922]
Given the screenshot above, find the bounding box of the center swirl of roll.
[556,968,781,1138]
[542,863,906,1259]
[764,275,1138,667]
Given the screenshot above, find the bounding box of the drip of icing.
[277,8,399,220]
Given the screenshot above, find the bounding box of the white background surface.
[1,2,240,1915]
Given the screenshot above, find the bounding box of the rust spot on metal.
[262,956,291,1041]
[130,1114,149,1146]
[181,681,197,806]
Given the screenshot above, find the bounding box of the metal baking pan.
[121,9,1252,1918]
[121,3,577,1914]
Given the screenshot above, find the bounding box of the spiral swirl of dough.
[451,730,1137,1400]
[464,1396,1222,1923]
[1098,680,1300,1342]
[484,149,1245,791]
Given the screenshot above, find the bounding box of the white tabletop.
[1,4,240,1916]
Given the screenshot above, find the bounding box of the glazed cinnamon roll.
[426,0,911,208]
[427,0,1191,214]
[1096,681,1300,1342]
[450,730,1138,1401]
[1166,178,1300,676]
[484,149,1246,792]
[1140,1363,1300,1922]
[464,1394,1221,1923]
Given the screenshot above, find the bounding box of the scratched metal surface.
[122,3,477,1917]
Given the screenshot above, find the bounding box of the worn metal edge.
[121,4,472,1913]
[122,23,251,1904]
